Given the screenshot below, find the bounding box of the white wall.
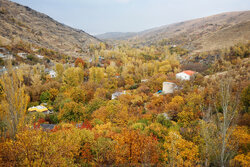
[163,82,176,94]
[176,72,190,80]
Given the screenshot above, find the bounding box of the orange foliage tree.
[111,129,160,166]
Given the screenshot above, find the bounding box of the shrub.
[40,91,51,103]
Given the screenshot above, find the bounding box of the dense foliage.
[0,42,249,166]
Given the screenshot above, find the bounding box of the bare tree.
[201,76,239,167]
[0,61,28,138]
[216,78,239,167]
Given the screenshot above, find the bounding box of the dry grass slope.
[0,0,100,57]
[127,11,250,52]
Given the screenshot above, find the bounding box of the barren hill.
[96,32,137,40]
[136,11,250,52]
[102,11,250,53]
[0,0,101,57]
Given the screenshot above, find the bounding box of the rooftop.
[182,70,196,76]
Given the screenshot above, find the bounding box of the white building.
[0,53,6,59]
[36,55,44,59]
[49,70,56,78]
[176,70,196,81]
[17,53,28,59]
[0,53,14,60]
[111,91,126,100]
[141,79,149,83]
[162,82,177,94]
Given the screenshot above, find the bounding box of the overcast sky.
[12,0,250,35]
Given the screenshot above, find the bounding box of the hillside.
[0,0,101,57]
[103,11,250,53]
[96,32,137,40]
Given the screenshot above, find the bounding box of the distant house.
[0,67,7,74]
[159,113,171,120]
[0,47,6,52]
[111,91,126,100]
[6,54,14,60]
[0,53,14,60]
[141,79,149,83]
[36,54,44,59]
[45,69,56,78]
[153,82,178,96]
[17,52,28,59]
[162,82,177,94]
[0,53,6,59]
[176,70,196,81]
[31,47,39,52]
[99,56,104,62]
[98,56,105,65]
[49,70,56,78]
[28,105,50,114]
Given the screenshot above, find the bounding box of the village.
[0,0,249,164]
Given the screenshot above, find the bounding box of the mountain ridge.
[0,0,101,57]
[98,11,250,53]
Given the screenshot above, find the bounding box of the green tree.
[40,91,51,103]
[59,101,86,122]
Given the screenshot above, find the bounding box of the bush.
[59,101,86,122]
[137,119,150,126]
[46,113,59,124]
[92,119,104,126]
[131,123,145,131]
[25,112,46,124]
[156,114,172,128]
[27,101,39,108]
[27,54,38,62]
[40,91,51,103]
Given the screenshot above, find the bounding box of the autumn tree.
[201,77,240,167]
[165,95,184,120]
[59,101,86,122]
[111,129,159,166]
[28,74,42,102]
[63,67,84,87]
[75,58,86,68]
[55,63,64,82]
[163,130,200,167]
[0,127,93,166]
[0,61,28,138]
[89,67,105,84]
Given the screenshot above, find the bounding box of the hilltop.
[0,0,101,57]
[96,32,137,41]
[99,11,250,53]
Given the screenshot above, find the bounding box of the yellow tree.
[63,67,84,87]
[55,63,64,82]
[230,126,250,167]
[0,61,28,138]
[89,67,104,84]
[163,130,200,167]
[165,95,185,120]
[0,127,92,166]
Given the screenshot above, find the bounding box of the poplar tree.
[0,61,28,138]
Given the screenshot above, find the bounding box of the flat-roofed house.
[28,105,49,114]
[176,70,196,81]
[111,91,126,100]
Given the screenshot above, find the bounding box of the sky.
[11,0,250,35]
